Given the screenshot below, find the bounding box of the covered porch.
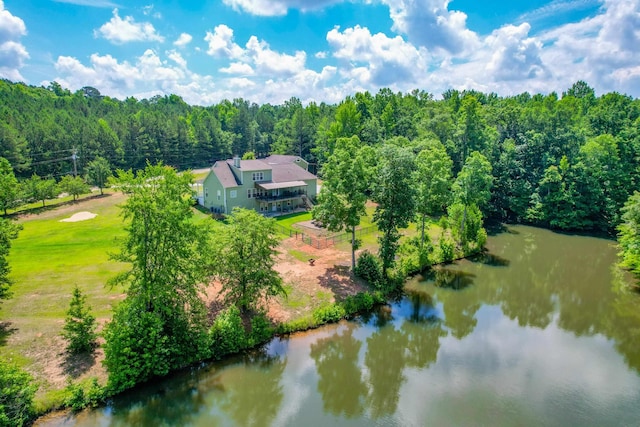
[254,181,309,215]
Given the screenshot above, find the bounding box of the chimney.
[233,155,240,168]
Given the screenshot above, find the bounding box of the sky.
[1,0,639,106]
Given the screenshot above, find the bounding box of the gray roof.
[212,161,240,188]
[263,155,304,165]
[226,159,270,172]
[272,163,316,182]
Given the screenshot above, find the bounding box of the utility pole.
[71,148,78,177]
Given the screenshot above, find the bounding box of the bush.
[312,304,346,324]
[0,359,37,427]
[438,235,455,263]
[341,292,375,315]
[248,313,273,347]
[64,378,104,412]
[209,306,247,359]
[355,251,383,288]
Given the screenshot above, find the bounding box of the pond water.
[44,225,640,427]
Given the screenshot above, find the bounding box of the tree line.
[1,79,639,233]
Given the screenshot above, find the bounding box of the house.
[200,155,317,215]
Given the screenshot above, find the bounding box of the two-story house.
[200,155,317,215]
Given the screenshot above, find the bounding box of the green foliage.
[0,158,19,215]
[210,305,247,359]
[341,292,376,314]
[85,157,111,195]
[312,304,346,325]
[448,202,486,252]
[397,237,433,277]
[61,286,97,354]
[212,208,284,313]
[210,307,274,359]
[437,234,455,263]
[313,135,369,270]
[64,378,104,412]
[372,144,416,276]
[59,175,90,201]
[0,218,21,302]
[618,192,640,282]
[242,151,256,160]
[103,300,171,393]
[23,174,58,207]
[355,251,383,288]
[104,163,210,393]
[0,359,36,427]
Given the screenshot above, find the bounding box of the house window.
[217,190,221,201]
[248,188,256,198]
[205,190,208,199]
[252,172,264,181]
[230,190,237,199]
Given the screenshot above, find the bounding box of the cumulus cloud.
[204,24,245,59]
[381,0,480,54]
[246,36,306,76]
[0,1,29,81]
[327,25,428,88]
[485,23,548,81]
[173,32,192,47]
[222,0,342,16]
[95,8,165,44]
[219,62,255,75]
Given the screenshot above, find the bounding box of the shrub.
[248,313,273,347]
[210,306,247,359]
[312,304,346,324]
[341,292,375,315]
[0,359,36,427]
[64,378,104,412]
[355,251,383,288]
[438,235,455,263]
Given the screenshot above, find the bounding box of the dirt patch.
[293,220,331,236]
[60,211,97,222]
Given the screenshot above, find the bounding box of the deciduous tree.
[212,208,284,313]
[85,157,111,196]
[618,191,640,282]
[0,218,21,303]
[0,158,19,215]
[59,175,90,201]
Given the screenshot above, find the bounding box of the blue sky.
[1,0,638,105]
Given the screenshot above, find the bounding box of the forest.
[1,78,639,234]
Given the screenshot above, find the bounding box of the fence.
[275,224,377,249]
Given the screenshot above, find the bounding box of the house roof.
[272,163,316,182]
[263,155,304,165]
[226,159,270,171]
[212,161,240,188]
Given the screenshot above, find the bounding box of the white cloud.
[219,62,255,75]
[222,0,342,16]
[0,1,29,81]
[246,36,306,76]
[485,23,548,81]
[517,0,602,25]
[173,32,192,48]
[381,0,480,54]
[315,51,328,59]
[142,4,162,19]
[167,49,187,69]
[204,24,245,59]
[94,8,165,44]
[327,25,429,87]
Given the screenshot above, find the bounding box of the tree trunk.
[351,226,356,271]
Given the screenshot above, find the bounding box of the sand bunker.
[60,211,98,222]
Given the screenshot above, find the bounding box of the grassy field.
[0,190,216,407]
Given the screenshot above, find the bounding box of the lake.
[43,225,640,426]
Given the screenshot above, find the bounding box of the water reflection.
[309,324,366,418]
[429,268,476,290]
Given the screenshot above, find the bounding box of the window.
[252,172,264,181]
[230,190,237,199]
[248,188,256,198]
[217,190,221,201]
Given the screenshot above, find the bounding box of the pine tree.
[62,286,97,354]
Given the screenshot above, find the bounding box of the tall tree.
[0,218,21,303]
[618,191,640,282]
[212,208,284,313]
[413,139,453,248]
[0,157,19,215]
[85,156,111,196]
[313,136,370,270]
[372,144,416,277]
[103,164,210,393]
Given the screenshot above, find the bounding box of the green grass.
[275,211,313,232]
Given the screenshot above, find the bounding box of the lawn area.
[0,190,220,407]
